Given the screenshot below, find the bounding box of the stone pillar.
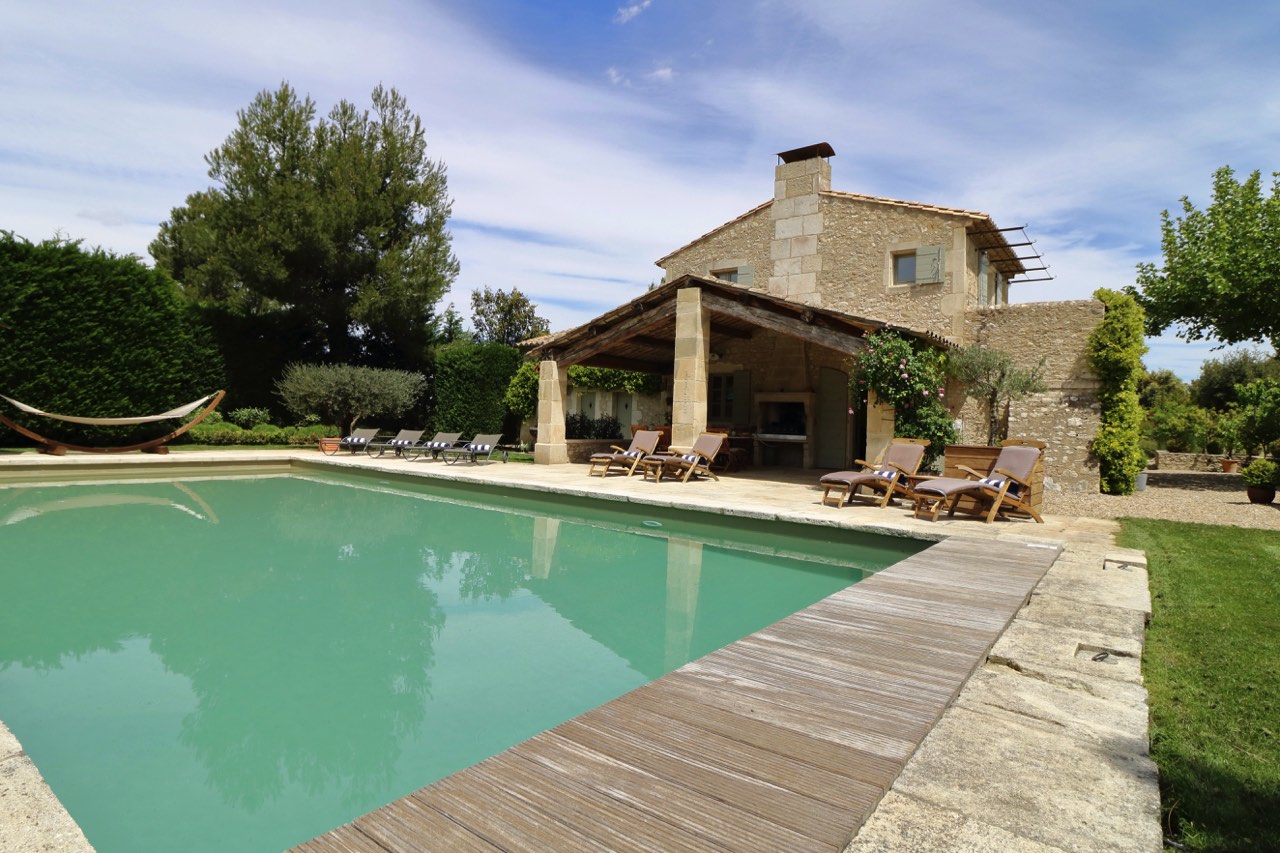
[664,537,702,672]
[768,155,829,306]
[534,359,569,464]
[672,288,709,449]
[864,389,896,469]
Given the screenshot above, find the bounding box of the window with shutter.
[914,245,944,284]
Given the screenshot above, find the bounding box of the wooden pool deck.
[293,535,1060,853]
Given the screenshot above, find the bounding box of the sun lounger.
[818,438,929,508]
[911,439,1045,523]
[405,432,464,461]
[323,427,379,456]
[587,430,662,477]
[440,434,506,465]
[640,432,727,483]
[364,429,426,458]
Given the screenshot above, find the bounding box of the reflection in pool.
[0,473,920,852]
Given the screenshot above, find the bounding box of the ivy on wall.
[1088,289,1149,494]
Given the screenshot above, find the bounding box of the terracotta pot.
[1245,485,1276,505]
[1221,458,1240,474]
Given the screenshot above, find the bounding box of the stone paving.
[0,449,1163,851]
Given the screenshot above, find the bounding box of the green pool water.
[0,472,921,852]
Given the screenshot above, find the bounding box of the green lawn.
[1118,519,1280,852]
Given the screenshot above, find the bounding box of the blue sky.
[3,0,1278,379]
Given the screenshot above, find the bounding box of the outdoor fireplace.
[753,392,815,468]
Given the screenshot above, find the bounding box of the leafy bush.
[565,413,622,440]
[227,407,272,428]
[1236,378,1280,456]
[186,421,336,446]
[276,363,425,433]
[1240,458,1278,487]
[503,359,540,421]
[850,330,954,470]
[0,232,224,448]
[1089,289,1149,494]
[567,366,662,395]
[433,341,522,437]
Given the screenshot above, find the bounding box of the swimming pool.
[0,471,922,852]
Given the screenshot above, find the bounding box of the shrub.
[1089,289,1149,494]
[850,330,954,470]
[227,407,272,428]
[566,366,662,395]
[565,413,622,440]
[275,363,425,433]
[433,341,522,437]
[503,360,540,421]
[1240,458,1278,487]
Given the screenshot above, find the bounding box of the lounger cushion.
[980,476,1021,497]
[469,444,491,452]
[875,468,896,479]
[428,441,450,448]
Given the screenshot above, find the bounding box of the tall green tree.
[1190,348,1280,411]
[470,286,550,345]
[151,82,458,393]
[1130,166,1280,349]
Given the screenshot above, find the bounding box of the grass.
[1118,518,1280,852]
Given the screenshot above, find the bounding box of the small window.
[892,253,916,285]
[711,268,739,284]
[891,246,944,286]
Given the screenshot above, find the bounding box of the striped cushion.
[980,476,1021,497]
[875,468,896,479]
[624,449,643,458]
[390,439,412,446]
[429,441,448,448]
[343,436,369,445]
[682,453,700,463]
[468,444,491,452]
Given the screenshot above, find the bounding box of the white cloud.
[615,1,653,25]
[646,66,675,83]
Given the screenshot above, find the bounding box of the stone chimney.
[769,143,833,306]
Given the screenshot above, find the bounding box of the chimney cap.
[777,142,835,163]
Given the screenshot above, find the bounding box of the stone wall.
[1152,451,1229,472]
[662,205,774,290]
[957,300,1105,492]
[818,197,970,339]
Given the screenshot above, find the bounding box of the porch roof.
[521,274,955,372]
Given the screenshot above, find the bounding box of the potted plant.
[1240,458,1277,505]
[1216,408,1243,473]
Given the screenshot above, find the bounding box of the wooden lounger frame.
[0,390,226,456]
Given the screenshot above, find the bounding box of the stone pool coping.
[0,450,1162,851]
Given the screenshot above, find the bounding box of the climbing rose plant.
[849,330,956,470]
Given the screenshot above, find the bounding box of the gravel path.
[1047,471,1280,531]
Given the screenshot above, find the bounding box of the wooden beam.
[556,301,678,366]
[701,293,865,354]
[577,355,670,373]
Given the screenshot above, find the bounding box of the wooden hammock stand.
[0,390,226,455]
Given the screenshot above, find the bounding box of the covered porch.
[524,274,952,470]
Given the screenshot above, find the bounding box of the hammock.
[0,390,225,455]
[0,393,217,426]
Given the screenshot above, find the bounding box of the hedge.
[0,233,225,448]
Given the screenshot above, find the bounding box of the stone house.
[527,144,1102,493]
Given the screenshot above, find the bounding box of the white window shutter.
[915,246,945,284]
